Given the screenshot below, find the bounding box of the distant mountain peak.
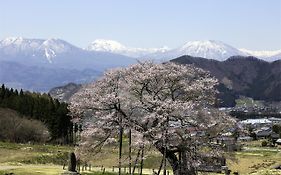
[42,38,78,54]
[87,39,127,52]
[68,38,281,61]
[239,48,281,59]
[0,37,76,48]
[0,36,136,71]
[1,37,24,44]
[1,37,280,62]
[181,40,224,47]
[144,40,246,61]
[0,37,40,47]
[180,40,232,50]
[180,40,246,58]
[87,39,170,58]
[0,37,80,63]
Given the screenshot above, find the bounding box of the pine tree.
[0,84,73,143]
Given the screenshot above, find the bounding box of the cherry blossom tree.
[69,62,235,175]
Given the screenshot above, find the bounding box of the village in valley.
[222,100,281,144]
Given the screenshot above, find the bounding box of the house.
[268,117,281,125]
[276,139,281,145]
[237,136,253,142]
[254,127,279,139]
[240,118,272,128]
[197,156,227,173]
[254,127,272,138]
[216,136,240,151]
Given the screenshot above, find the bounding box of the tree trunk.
[132,147,141,174]
[139,145,144,175]
[129,129,132,175]
[155,144,196,175]
[118,115,123,175]
[168,153,196,175]
[180,150,196,175]
[157,156,164,175]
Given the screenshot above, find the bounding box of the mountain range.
[0,37,280,93]
[49,56,281,107]
[0,37,136,71]
[0,37,136,91]
[87,39,281,62]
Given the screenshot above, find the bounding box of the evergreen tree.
[0,84,73,143]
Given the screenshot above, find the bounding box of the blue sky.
[0,0,280,50]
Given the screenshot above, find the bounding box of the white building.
[276,139,281,145]
[268,117,281,125]
[240,118,272,128]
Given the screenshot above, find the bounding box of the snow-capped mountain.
[84,38,281,62]
[0,37,78,63]
[2,37,279,65]
[0,37,137,91]
[143,40,247,61]
[87,39,126,52]
[87,39,169,58]
[1,37,280,92]
[0,37,76,53]
[239,48,281,62]
[268,52,281,62]
[0,37,136,70]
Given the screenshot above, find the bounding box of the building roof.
[269,117,281,121]
[240,118,272,125]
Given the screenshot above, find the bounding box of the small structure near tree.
[61,152,80,175]
[197,156,227,173]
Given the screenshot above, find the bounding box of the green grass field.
[0,141,281,175]
[228,147,281,174]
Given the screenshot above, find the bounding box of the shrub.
[0,108,50,143]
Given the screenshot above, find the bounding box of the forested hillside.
[171,56,281,106]
[0,84,74,143]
